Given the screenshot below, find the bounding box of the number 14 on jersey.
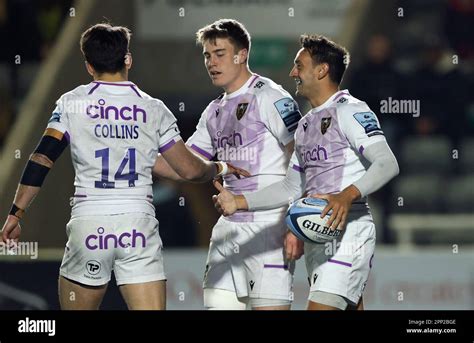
[95,148,138,188]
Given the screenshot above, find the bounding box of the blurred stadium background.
[0,0,473,309]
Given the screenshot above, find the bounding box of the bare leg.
[253,305,290,311]
[307,301,342,311]
[348,297,364,310]
[119,280,166,310]
[59,276,108,310]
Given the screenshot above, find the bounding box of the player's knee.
[308,291,351,310]
[203,288,247,310]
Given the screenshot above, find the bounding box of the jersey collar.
[223,74,259,100]
[312,89,350,112]
[91,80,136,86]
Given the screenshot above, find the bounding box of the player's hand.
[312,185,361,230]
[223,162,251,179]
[1,215,22,246]
[284,231,304,261]
[212,180,238,216]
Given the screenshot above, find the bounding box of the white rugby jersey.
[290,89,386,208]
[46,81,181,217]
[187,74,301,222]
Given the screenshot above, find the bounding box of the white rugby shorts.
[60,213,165,286]
[203,215,295,302]
[304,211,375,305]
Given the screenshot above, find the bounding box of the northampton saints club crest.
[236,103,249,120]
[321,117,331,134]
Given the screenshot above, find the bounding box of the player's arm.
[153,102,248,182]
[314,142,399,230]
[1,128,69,244]
[314,107,399,230]
[154,145,250,182]
[352,141,399,198]
[154,138,291,183]
[153,153,186,182]
[213,149,305,215]
[160,140,249,182]
[152,147,211,182]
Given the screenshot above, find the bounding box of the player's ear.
[317,63,329,80]
[85,61,94,77]
[124,53,132,70]
[238,48,248,64]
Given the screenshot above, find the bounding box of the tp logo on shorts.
[85,227,146,250]
[86,260,101,275]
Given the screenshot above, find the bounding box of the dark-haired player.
[213,34,399,310]
[1,23,246,310]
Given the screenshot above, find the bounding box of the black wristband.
[9,204,24,219]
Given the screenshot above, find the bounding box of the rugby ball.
[285,197,341,244]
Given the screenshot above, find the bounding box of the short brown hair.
[80,23,131,74]
[196,19,251,53]
[300,34,349,85]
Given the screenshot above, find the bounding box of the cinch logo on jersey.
[85,227,146,250]
[302,220,341,238]
[86,99,147,122]
[214,130,243,148]
[301,145,328,163]
[87,99,144,140]
[214,130,258,164]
